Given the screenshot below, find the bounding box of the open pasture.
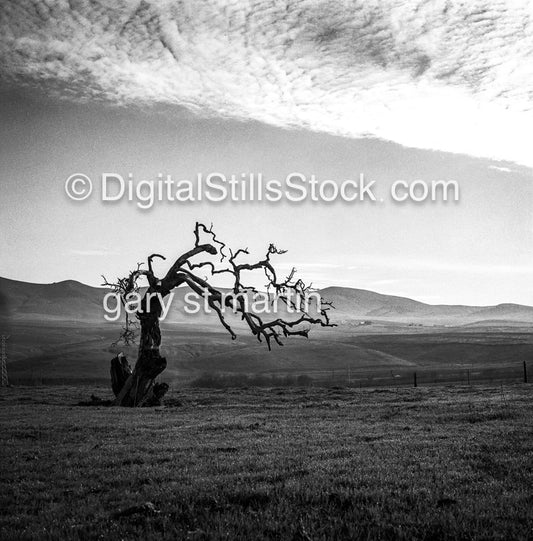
[1,384,532,539]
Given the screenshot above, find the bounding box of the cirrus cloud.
[1,0,533,166]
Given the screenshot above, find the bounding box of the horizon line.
[0,274,531,310]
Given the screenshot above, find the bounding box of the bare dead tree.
[102,222,335,406]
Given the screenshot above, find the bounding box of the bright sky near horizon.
[0,0,532,306]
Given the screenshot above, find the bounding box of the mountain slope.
[0,277,106,321]
[318,287,533,324]
[1,277,532,325]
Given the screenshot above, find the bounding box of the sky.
[0,0,532,306]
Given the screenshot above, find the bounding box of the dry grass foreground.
[1,384,532,540]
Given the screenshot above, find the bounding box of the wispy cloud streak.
[2,0,533,165]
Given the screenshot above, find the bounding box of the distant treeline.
[189,372,314,388]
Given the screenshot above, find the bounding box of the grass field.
[1,384,532,540]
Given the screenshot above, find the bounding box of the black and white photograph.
[1,1,532,539]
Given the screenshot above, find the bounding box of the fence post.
[524,361,528,384]
[414,372,417,388]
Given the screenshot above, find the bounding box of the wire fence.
[187,362,531,389]
[5,362,531,389]
[317,362,529,389]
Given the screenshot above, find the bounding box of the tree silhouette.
[102,222,334,406]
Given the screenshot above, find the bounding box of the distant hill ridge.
[320,286,533,323]
[1,276,532,325]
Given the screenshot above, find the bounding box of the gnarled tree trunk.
[112,288,169,406]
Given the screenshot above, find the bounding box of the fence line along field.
[1,383,532,540]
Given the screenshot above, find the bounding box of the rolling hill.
[2,276,533,326]
[320,287,533,324]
